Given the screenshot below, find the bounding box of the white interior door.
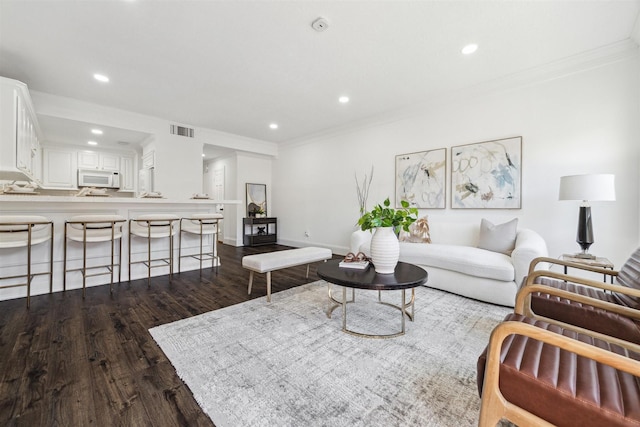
[213,167,225,242]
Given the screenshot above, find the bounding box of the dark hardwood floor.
[0,244,334,427]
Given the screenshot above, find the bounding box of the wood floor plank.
[0,243,337,426]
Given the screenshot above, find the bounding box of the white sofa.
[350,221,548,307]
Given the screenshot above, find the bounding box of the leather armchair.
[476,250,640,426]
[519,248,640,344]
[477,313,640,427]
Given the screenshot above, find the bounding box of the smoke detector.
[311,17,329,32]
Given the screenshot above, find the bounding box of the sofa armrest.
[350,229,372,254]
[511,229,548,286]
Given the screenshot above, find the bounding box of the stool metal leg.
[178,219,183,273]
[63,222,68,292]
[128,220,132,282]
[0,218,54,308]
[199,222,204,272]
[169,222,174,281]
[26,225,32,308]
[212,222,220,268]
[82,225,87,299]
[49,223,54,294]
[110,224,115,294]
[62,218,123,297]
[147,225,152,288]
[118,231,122,285]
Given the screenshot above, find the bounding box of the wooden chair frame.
[528,256,619,278]
[479,320,640,426]
[517,267,640,344]
[479,261,640,426]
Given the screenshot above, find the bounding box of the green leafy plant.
[357,198,418,233]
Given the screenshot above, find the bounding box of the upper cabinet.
[0,77,43,182]
[78,151,120,171]
[142,150,155,169]
[119,155,135,192]
[42,146,77,188]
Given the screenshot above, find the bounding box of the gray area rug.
[149,281,511,426]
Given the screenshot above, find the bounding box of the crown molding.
[280,40,639,150]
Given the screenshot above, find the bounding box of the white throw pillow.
[477,218,518,255]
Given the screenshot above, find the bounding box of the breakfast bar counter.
[0,195,241,302]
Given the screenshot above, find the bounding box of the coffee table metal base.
[326,283,416,339]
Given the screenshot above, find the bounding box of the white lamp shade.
[558,174,616,201]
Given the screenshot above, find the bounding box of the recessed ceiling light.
[461,44,478,55]
[339,96,349,103]
[269,123,278,129]
[202,154,206,157]
[91,129,103,135]
[87,141,98,146]
[93,73,109,82]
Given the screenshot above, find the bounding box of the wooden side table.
[561,254,614,284]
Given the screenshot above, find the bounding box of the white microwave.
[78,169,120,188]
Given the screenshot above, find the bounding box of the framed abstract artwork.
[451,136,522,209]
[395,148,446,209]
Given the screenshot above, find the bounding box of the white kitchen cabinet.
[42,147,77,188]
[78,151,120,171]
[32,140,42,182]
[77,151,99,169]
[142,150,155,168]
[0,77,42,182]
[119,156,135,192]
[101,153,120,171]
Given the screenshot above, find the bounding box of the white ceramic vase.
[370,226,399,274]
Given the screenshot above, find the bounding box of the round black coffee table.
[317,260,428,338]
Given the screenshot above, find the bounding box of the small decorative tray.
[191,196,211,200]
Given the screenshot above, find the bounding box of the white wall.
[273,54,640,268]
[206,152,272,246]
[152,135,203,197]
[236,153,273,245]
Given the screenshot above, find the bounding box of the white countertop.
[0,195,241,204]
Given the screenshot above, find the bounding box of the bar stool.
[63,215,126,298]
[178,213,223,272]
[0,216,53,308]
[129,214,179,287]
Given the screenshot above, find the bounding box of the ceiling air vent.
[170,124,195,138]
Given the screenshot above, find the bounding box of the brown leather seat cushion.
[529,278,640,344]
[477,313,640,427]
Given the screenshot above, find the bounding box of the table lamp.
[559,174,615,259]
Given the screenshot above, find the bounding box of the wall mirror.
[246,183,267,217]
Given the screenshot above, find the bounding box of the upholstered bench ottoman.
[242,247,332,302]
